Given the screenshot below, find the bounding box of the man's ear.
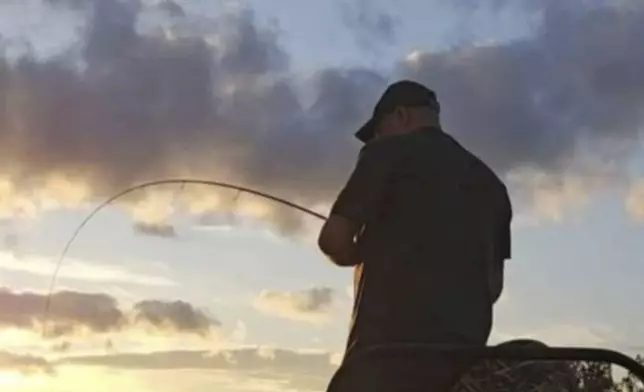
[395,106,410,127]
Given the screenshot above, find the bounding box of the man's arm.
[317,215,363,267]
[318,140,399,267]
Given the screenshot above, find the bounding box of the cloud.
[132,300,219,336]
[51,340,72,353]
[157,0,184,18]
[0,250,175,286]
[104,338,114,352]
[253,287,335,323]
[60,346,334,369]
[0,347,333,391]
[3,233,18,250]
[196,210,241,228]
[399,1,644,216]
[626,179,644,220]
[58,346,337,390]
[230,320,247,343]
[0,288,126,337]
[506,170,607,225]
[0,346,341,390]
[339,0,398,52]
[132,221,177,238]
[0,287,220,338]
[0,0,642,230]
[0,351,55,375]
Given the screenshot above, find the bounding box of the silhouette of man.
[318,80,512,391]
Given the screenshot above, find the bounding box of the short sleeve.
[330,139,400,225]
[495,186,512,261]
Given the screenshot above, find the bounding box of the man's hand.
[317,215,362,267]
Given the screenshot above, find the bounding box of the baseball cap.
[355,80,439,143]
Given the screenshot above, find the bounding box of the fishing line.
[42,178,327,337]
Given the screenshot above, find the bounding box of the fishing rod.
[43,178,328,335]
[41,179,644,369]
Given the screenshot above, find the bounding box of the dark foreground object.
[452,340,577,392]
[327,340,644,392]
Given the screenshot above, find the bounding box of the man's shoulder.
[442,132,510,200]
[448,136,505,186]
[476,157,506,189]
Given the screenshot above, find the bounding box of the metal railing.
[327,343,644,391]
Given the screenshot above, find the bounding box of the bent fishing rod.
[43,178,327,335]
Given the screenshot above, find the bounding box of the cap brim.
[354,118,376,143]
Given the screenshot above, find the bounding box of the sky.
[0,0,643,390]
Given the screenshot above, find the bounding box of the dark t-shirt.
[330,126,512,354]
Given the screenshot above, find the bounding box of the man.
[318,80,512,390]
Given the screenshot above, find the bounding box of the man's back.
[341,126,511,353]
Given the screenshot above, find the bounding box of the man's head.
[355,80,441,143]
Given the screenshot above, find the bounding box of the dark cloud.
[340,0,398,52]
[0,351,55,375]
[51,340,72,353]
[254,287,335,323]
[158,0,185,18]
[0,287,220,338]
[0,288,126,337]
[132,222,177,238]
[399,2,644,177]
[44,0,94,9]
[132,300,219,336]
[0,0,643,227]
[196,211,240,228]
[0,0,313,220]
[217,9,290,76]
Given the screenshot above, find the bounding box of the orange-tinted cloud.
[0,287,220,338]
[253,287,335,323]
[59,346,338,390]
[133,300,217,336]
[0,346,340,390]
[132,222,177,238]
[0,351,55,375]
[626,180,644,220]
[0,0,642,228]
[0,288,125,337]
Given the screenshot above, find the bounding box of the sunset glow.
[0,0,643,391]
